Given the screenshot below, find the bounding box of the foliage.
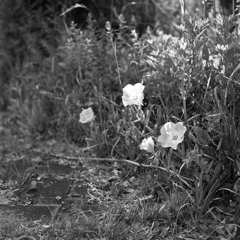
[72,11,240,234]
[1,0,240,238]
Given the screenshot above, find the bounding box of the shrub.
[73,10,240,221]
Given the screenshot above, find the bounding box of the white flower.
[79,107,95,123]
[139,137,155,153]
[122,83,145,107]
[157,122,186,150]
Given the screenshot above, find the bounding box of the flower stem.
[167,148,172,168]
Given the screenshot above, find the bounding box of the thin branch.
[84,157,191,187]
[41,152,191,187]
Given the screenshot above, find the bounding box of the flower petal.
[170,141,178,150]
[123,84,135,97]
[160,124,168,135]
[146,137,155,153]
[158,134,168,143]
[161,122,175,135]
[175,122,187,137]
[134,83,145,98]
[140,137,155,153]
[160,138,174,148]
[176,135,184,144]
[122,84,135,106]
[158,134,173,148]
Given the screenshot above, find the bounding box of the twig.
[84,157,191,187]
[35,151,191,187]
[32,151,80,161]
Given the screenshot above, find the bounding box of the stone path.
[0,150,100,226]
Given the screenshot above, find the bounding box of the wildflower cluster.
[79,82,187,156]
[122,83,187,153]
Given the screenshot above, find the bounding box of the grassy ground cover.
[1,1,240,239]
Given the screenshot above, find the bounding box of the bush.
[72,11,240,220]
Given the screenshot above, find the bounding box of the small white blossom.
[122,83,145,107]
[79,107,95,123]
[139,137,155,153]
[158,122,186,150]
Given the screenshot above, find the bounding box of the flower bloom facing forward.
[79,107,95,123]
[140,137,155,153]
[158,122,186,150]
[122,83,145,107]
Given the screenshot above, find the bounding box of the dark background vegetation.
[0,0,237,139]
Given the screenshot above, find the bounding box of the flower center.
[172,135,178,140]
[132,93,138,100]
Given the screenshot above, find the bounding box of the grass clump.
[0,210,31,239]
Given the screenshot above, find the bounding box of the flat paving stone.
[29,177,72,205]
[68,180,88,197]
[36,161,74,176]
[0,204,58,223]
[60,198,101,216]
[0,150,102,227]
